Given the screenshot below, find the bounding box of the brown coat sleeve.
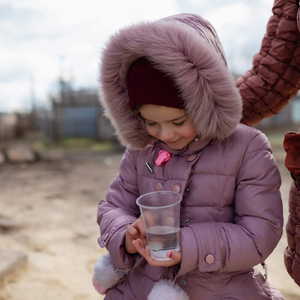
[283,128,300,286]
[237,0,300,126]
[284,182,300,286]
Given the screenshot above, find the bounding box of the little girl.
[95,13,285,299]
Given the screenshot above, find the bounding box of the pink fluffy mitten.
[148,279,189,300]
[92,275,109,295]
[93,253,127,295]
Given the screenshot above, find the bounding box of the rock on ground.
[5,145,37,163]
[0,250,27,281]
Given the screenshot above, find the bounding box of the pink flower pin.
[155,150,171,166]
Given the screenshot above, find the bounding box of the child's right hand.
[125,217,147,254]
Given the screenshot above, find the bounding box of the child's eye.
[173,121,185,126]
[146,122,156,126]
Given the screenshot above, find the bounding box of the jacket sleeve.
[178,132,283,275]
[236,0,300,126]
[284,181,300,286]
[97,149,141,270]
[284,127,300,286]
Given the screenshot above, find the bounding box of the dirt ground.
[0,144,299,300]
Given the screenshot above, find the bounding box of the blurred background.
[0,0,299,145]
[0,0,300,299]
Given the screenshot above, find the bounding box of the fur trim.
[93,253,127,288]
[147,279,189,300]
[100,13,242,149]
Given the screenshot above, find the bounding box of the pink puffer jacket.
[237,0,300,287]
[97,126,284,300]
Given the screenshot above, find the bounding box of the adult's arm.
[237,0,300,126]
[283,127,300,286]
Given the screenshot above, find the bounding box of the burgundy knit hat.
[127,57,185,110]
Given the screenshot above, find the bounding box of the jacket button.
[171,184,181,193]
[103,233,109,241]
[205,254,215,264]
[181,280,187,286]
[186,155,196,162]
[185,187,190,192]
[184,218,190,224]
[155,182,163,191]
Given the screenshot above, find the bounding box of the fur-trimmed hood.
[99,13,242,149]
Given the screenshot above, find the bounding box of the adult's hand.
[284,130,300,187]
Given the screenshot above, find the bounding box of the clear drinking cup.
[136,191,182,261]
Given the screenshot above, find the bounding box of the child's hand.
[125,217,147,254]
[132,239,182,267]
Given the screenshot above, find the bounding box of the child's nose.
[159,127,174,141]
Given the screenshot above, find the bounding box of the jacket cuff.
[108,224,136,270]
[177,227,198,276]
[190,222,222,272]
[98,215,137,269]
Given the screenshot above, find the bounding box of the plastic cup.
[136,191,182,261]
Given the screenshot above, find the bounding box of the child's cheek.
[147,127,158,138]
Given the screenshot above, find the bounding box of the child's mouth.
[166,139,181,144]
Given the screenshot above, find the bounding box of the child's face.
[139,104,198,150]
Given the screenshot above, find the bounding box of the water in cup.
[146,225,180,260]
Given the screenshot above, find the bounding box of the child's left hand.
[132,239,181,267]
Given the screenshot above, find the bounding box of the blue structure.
[63,107,101,138]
